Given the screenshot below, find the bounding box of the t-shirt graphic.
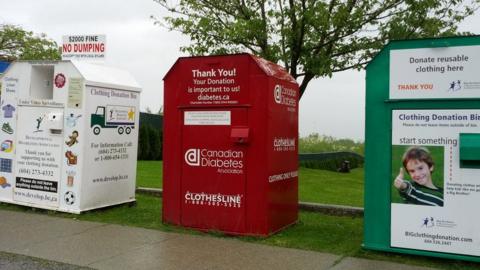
[2,105,15,118]
[65,114,82,128]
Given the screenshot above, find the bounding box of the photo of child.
[391,146,444,207]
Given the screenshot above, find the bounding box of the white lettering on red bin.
[184,191,242,208]
[184,148,244,174]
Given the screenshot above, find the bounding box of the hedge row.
[137,124,162,160]
[299,152,364,172]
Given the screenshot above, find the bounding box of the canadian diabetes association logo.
[184,148,244,174]
[274,85,297,111]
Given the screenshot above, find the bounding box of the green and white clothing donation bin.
[364,36,480,262]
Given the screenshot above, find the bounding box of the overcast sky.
[1,0,479,140]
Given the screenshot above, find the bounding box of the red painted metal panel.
[267,77,299,233]
[181,108,248,232]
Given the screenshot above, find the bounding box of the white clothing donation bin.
[0,61,141,213]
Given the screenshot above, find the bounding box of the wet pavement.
[0,210,440,270]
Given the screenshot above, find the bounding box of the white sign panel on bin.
[390,45,480,99]
[83,86,139,210]
[184,111,231,125]
[62,35,106,61]
[14,104,64,207]
[391,109,480,256]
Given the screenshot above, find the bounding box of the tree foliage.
[0,24,60,62]
[154,0,479,98]
[299,133,364,154]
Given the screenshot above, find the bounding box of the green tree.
[153,0,479,98]
[0,24,60,61]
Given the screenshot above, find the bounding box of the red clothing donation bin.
[163,54,298,236]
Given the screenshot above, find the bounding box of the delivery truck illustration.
[90,105,135,135]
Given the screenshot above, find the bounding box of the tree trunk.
[299,73,314,99]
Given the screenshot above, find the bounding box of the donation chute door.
[181,108,248,233]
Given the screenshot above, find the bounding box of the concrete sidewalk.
[0,210,438,270]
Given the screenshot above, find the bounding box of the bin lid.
[250,54,296,84]
[163,53,296,84]
[1,60,141,92]
[72,61,141,92]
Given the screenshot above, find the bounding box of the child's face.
[405,159,433,186]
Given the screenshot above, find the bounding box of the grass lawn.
[299,167,363,207]
[136,160,163,189]
[136,161,364,207]
[1,194,478,270]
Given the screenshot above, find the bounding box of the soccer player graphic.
[34,115,45,132]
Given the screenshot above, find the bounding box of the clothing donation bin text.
[0,61,141,213]
[163,54,298,236]
[364,36,480,262]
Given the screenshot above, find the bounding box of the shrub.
[299,152,364,171]
[298,134,364,171]
[137,124,162,160]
